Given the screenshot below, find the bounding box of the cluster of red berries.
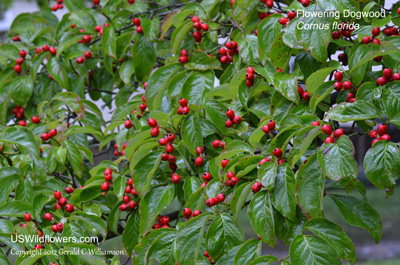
[76,51,92,64]
[76,29,93,44]
[369,124,390,146]
[120,181,138,211]
[361,27,382,45]
[12,105,24,121]
[376,67,400,86]
[219,41,238,64]
[194,146,204,167]
[383,26,399,36]
[35,45,58,57]
[159,134,180,176]
[132,18,143,34]
[182,207,201,219]
[54,190,74,213]
[262,120,276,134]
[297,0,310,7]
[41,129,58,142]
[152,215,171,229]
[148,118,160,137]
[332,71,357,102]
[191,16,208,43]
[51,0,64,11]
[204,251,215,264]
[200,171,213,187]
[260,0,273,8]
[212,140,226,149]
[251,182,264,193]
[177,97,190,115]
[317,123,345,144]
[93,23,110,36]
[114,143,127,156]
[331,23,356,40]
[51,223,65,233]
[245,66,256,87]
[225,171,238,187]
[101,168,114,192]
[297,86,310,100]
[205,193,225,207]
[179,49,190,63]
[257,12,271,21]
[14,50,27,74]
[225,109,241,128]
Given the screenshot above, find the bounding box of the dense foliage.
[1,0,400,264]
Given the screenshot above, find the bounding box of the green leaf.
[329,194,382,243]
[289,235,341,265]
[231,182,252,219]
[171,20,193,54]
[248,256,278,265]
[132,151,163,195]
[10,76,33,106]
[258,14,283,62]
[48,57,70,90]
[0,201,32,217]
[248,191,275,247]
[239,35,260,65]
[348,43,380,86]
[317,136,358,182]
[122,210,141,255]
[70,182,102,204]
[102,26,117,59]
[269,31,292,69]
[183,176,201,201]
[182,114,203,156]
[15,179,33,203]
[119,58,135,84]
[270,164,296,221]
[204,100,228,135]
[187,50,222,70]
[206,213,245,260]
[273,64,303,102]
[233,239,261,265]
[181,70,214,106]
[70,211,107,237]
[382,81,400,127]
[139,184,175,235]
[0,167,21,204]
[146,230,176,264]
[114,175,126,200]
[14,251,47,265]
[326,100,381,122]
[305,61,340,95]
[364,140,400,191]
[305,218,356,264]
[258,162,277,191]
[64,0,85,11]
[64,140,83,178]
[69,10,97,32]
[132,36,156,81]
[176,213,212,265]
[295,17,331,62]
[0,126,40,160]
[295,153,324,219]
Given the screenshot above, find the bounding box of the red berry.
[161,216,170,225]
[247,67,255,74]
[54,191,62,200]
[65,187,74,194]
[377,124,387,135]
[233,116,241,124]
[325,136,335,144]
[372,27,380,37]
[245,79,254,87]
[334,71,343,82]
[44,213,53,221]
[301,0,310,7]
[297,86,304,96]
[76,57,85,64]
[65,204,74,213]
[24,213,31,222]
[278,17,288,25]
[230,176,238,185]
[120,204,127,211]
[262,125,270,133]
[165,143,174,154]
[362,36,371,44]
[31,116,40,124]
[57,223,64,232]
[392,73,400,81]
[124,120,132,129]
[380,134,390,141]
[383,68,393,79]
[225,119,233,128]
[14,64,21,74]
[205,198,217,207]
[202,172,212,182]
[182,208,192,218]
[342,81,352,90]
[196,146,203,154]
[200,182,207,188]
[288,10,296,20]
[333,129,345,138]
[221,159,229,168]
[93,0,100,4]
[159,138,168,146]
[226,109,235,119]
[334,82,343,91]
[332,30,341,40]
[167,134,175,142]
[204,251,209,257]
[49,129,57,138]
[267,120,275,130]
[180,49,188,56]
[51,225,58,232]
[168,155,176,163]
[83,35,92,43]
[372,38,380,45]
[220,55,228,64]
[321,124,332,135]
[225,41,237,50]
[192,16,200,23]
[148,118,158,127]
[219,47,227,55]
[123,195,131,203]
[195,157,204,167]
[272,148,282,157]
[369,130,378,138]
[212,140,221,148]
[302,92,310,100]
[132,18,141,26]
[153,223,162,229]
[19,50,27,58]
[172,174,180,184]
[18,120,26,127]
[150,127,160,137]
[101,182,110,191]
[376,77,387,86]
[95,25,102,32]
[128,201,137,209]
[193,210,201,217]
[139,103,147,112]
[252,182,262,193]
[227,171,235,179]
[245,72,254,80]
[84,51,92,58]
[216,193,225,202]
[16,58,23,65]
[372,138,380,146]
[179,56,188,63]
[58,198,67,206]
[311,121,320,126]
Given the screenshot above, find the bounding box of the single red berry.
[226,109,235,119]
[120,204,127,211]
[204,251,209,257]
[383,68,393,79]
[297,86,304,96]
[362,36,371,44]
[288,10,296,20]
[216,193,225,203]
[49,129,57,138]
[372,27,381,37]
[165,143,174,153]
[334,71,343,82]
[54,191,62,200]
[132,18,141,26]
[220,55,228,64]
[252,182,262,193]
[195,157,204,167]
[76,57,85,64]
[225,119,233,128]
[183,208,192,218]
[84,51,92,59]
[65,204,74,213]
[19,50,27,58]
[302,92,310,100]
[267,120,276,130]
[161,216,170,225]
[334,82,343,91]
[58,198,67,206]
[168,155,176,163]
[332,30,341,40]
[376,77,387,86]
[153,223,162,229]
[230,177,238,185]
[205,198,217,207]
[16,58,23,65]
[196,146,203,154]
[167,134,175,142]
[380,134,390,141]
[221,159,229,168]
[227,171,235,179]
[225,41,237,49]
[398,7,400,15]
[392,73,400,81]
[193,210,201,217]
[124,120,132,129]
[101,182,110,191]
[172,174,180,184]
[49,47,57,55]
[372,38,380,45]
[179,56,188,63]
[369,130,378,138]
[325,136,335,144]
[34,244,43,250]
[342,81,352,90]
[57,223,64,232]
[202,172,212,182]
[301,0,310,7]
[212,140,221,148]
[93,0,100,4]
[278,17,288,25]
[55,203,61,210]
[14,64,22,74]
[131,188,139,197]
[233,116,241,124]
[262,125,270,133]
[24,213,31,222]
[65,187,74,194]
[18,120,26,127]
[82,35,92,43]
[225,179,232,186]
[259,158,269,166]
[139,103,147,112]
[148,118,158,127]
[128,201,137,209]
[247,67,255,74]
[333,129,345,138]
[150,127,160,137]
[192,16,200,23]
[272,148,282,157]
[377,124,387,135]
[245,79,254,87]
[311,121,320,126]
[200,182,207,188]
[31,116,40,124]
[159,138,168,146]
[51,225,58,232]
[321,124,332,135]
[95,25,102,32]
[44,213,53,221]
[180,49,188,56]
